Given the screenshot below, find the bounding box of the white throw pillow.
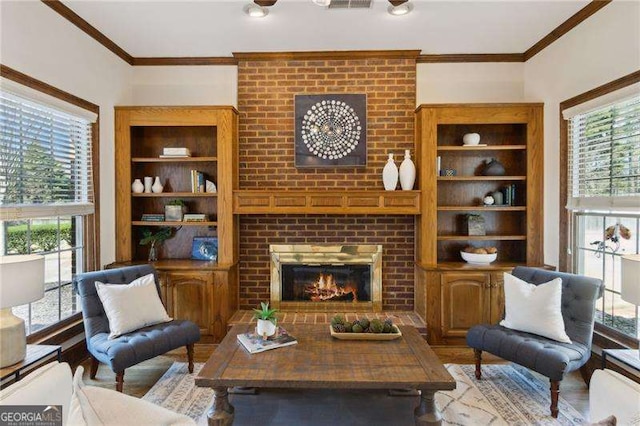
[96,273,172,339]
[499,273,571,343]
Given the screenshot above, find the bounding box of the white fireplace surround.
[269,244,383,311]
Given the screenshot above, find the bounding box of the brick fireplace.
[237,54,417,311]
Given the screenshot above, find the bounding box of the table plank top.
[196,324,456,391]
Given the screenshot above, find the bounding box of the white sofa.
[0,362,195,426]
[590,369,640,424]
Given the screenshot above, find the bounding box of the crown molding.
[41,0,611,66]
[132,57,239,66]
[417,54,525,63]
[232,50,422,61]
[523,0,612,61]
[41,0,133,65]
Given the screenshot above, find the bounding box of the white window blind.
[0,89,95,220]
[567,94,640,212]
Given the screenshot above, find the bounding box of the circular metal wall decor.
[301,100,361,160]
[295,94,367,167]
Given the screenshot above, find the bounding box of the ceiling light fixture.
[244,0,277,18]
[312,0,332,6]
[387,0,413,16]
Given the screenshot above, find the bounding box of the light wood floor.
[80,344,590,419]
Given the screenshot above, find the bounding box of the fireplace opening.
[270,244,382,311]
[281,264,371,303]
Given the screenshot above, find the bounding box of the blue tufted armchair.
[466,266,604,418]
[73,265,201,392]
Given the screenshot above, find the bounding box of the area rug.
[143,362,585,426]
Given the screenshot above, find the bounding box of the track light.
[388,0,412,16]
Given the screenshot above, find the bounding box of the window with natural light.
[566,93,640,339]
[0,88,96,334]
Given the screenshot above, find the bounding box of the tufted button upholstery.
[73,265,200,374]
[467,266,604,384]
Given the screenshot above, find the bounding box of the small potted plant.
[253,301,278,338]
[165,199,186,222]
[139,227,175,262]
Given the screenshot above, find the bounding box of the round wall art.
[295,94,367,167]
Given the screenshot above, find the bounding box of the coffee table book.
[237,327,297,354]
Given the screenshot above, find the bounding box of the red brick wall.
[237,56,417,310]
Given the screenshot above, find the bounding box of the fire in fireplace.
[270,244,382,311]
[281,265,371,303]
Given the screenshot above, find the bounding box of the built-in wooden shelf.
[108,259,233,271]
[437,206,526,211]
[132,192,217,198]
[437,235,527,241]
[233,190,421,215]
[417,261,524,271]
[437,145,527,151]
[437,176,526,181]
[131,221,217,227]
[131,156,218,163]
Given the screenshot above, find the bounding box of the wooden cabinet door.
[489,273,505,324]
[165,271,213,336]
[441,272,490,338]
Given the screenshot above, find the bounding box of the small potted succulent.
[253,301,278,338]
[165,199,186,222]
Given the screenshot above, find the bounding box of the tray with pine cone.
[329,315,402,340]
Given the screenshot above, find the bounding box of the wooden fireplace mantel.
[232,190,421,215]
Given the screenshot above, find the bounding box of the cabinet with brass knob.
[421,265,509,345]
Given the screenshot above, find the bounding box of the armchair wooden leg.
[187,343,195,374]
[550,380,560,418]
[116,371,124,393]
[473,349,482,380]
[90,356,99,379]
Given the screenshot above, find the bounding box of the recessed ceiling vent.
[328,0,372,9]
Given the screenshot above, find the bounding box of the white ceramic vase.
[151,176,163,193]
[143,176,153,193]
[256,319,276,338]
[382,153,399,191]
[399,149,416,190]
[131,179,144,193]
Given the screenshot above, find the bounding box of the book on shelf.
[163,147,191,156]
[141,214,165,222]
[501,184,516,206]
[159,154,190,158]
[183,213,208,222]
[190,170,206,193]
[237,327,298,354]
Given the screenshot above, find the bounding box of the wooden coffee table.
[196,324,456,425]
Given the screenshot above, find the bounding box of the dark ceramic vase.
[482,158,506,176]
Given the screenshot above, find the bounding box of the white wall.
[524,1,640,268]
[417,63,525,104]
[0,1,132,267]
[131,66,237,106]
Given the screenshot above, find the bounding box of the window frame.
[559,70,640,345]
[0,64,100,341]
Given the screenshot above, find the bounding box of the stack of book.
[183,213,208,222]
[159,147,191,158]
[237,327,297,354]
[502,184,517,206]
[141,214,165,222]
[190,170,206,193]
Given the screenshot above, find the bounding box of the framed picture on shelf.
[294,94,367,168]
[191,237,218,261]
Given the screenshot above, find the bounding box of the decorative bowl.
[460,251,497,265]
[462,133,481,146]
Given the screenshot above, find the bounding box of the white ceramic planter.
[256,319,277,337]
[462,133,481,146]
